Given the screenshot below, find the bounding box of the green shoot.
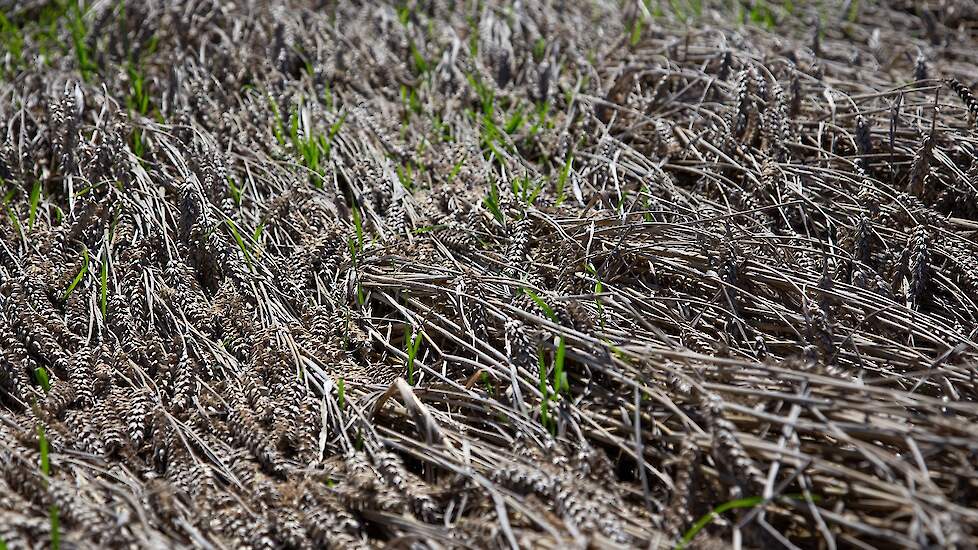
[289,108,300,143]
[629,16,643,46]
[405,328,423,385]
[32,364,60,549]
[37,419,50,475]
[523,288,557,322]
[131,128,145,159]
[524,289,569,396]
[351,206,364,252]
[483,127,506,158]
[346,237,358,265]
[412,224,445,234]
[252,223,264,246]
[125,55,157,158]
[484,178,504,224]
[68,0,95,81]
[4,205,20,233]
[35,366,51,393]
[553,336,567,394]
[325,113,345,155]
[38,416,60,550]
[126,62,151,115]
[585,262,606,323]
[677,496,763,549]
[504,105,525,134]
[409,41,428,75]
[512,176,544,206]
[117,0,128,59]
[37,418,60,550]
[397,4,411,25]
[396,163,414,191]
[28,180,41,229]
[49,505,60,550]
[665,0,706,21]
[228,177,242,205]
[346,233,366,307]
[99,255,107,317]
[323,80,333,111]
[532,37,546,62]
[75,180,110,198]
[466,15,479,55]
[481,371,494,396]
[63,248,89,300]
[2,186,20,231]
[466,73,495,118]
[527,100,551,137]
[555,154,573,204]
[677,494,821,549]
[337,378,345,409]
[447,158,464,184]
[226,219,253,270]
[269,96,286,146]
[430,114,452,142]
[0,13,24,71]
[400,85,422,117]
[284,104,345,186]
[748,3,776,29]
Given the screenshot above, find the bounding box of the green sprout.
[677,493,821,549]
[405,328,423,385]
[63,248,89,300]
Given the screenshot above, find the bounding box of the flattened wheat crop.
[1,0,978,548]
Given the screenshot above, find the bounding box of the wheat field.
[1,1,977,548]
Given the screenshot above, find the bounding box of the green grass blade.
[28,180,40,229]
[37,423,50,475]
[225,219,253,270]
[337,378,345,409]
[677,496,763,549]
[555,154,573,203]
[629,17,643,46]
[554,336,567,393]
[63,249,89,300]
[406,329,423,385]
[484,179,503,224]
[68,0,94,81]
[352,206,364,251]
[31,363,60,550]
[677,494,821,549]
[522,288,557,322]
[99,255,108,317]
[34,367,51,393]
[49,505,60,550]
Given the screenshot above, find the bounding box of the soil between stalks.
[1,1,978,548]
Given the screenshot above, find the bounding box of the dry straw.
[1,0,978,548]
